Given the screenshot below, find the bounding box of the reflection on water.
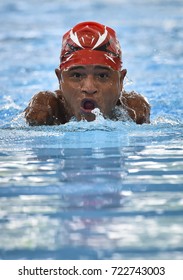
[1,199,183,260]
[0,133,183,259]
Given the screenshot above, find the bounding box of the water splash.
[0,96,22,128]
[91,108,105,122]
[10,112,27,128]
[152,115,182,126]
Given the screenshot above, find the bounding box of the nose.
[81,75,97,95]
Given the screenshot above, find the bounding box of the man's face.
[56,65,126,121]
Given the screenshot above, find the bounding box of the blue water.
[0,0,183,260]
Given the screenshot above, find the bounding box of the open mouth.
[81,99,97,113]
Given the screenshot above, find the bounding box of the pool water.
[0,0,183,260]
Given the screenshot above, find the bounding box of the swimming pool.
[0,0,183,260]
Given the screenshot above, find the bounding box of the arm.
[24,90,68,125]
[120,91,151,124]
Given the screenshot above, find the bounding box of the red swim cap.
[60,21,122,71]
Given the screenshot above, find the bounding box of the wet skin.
[25,65,150,125]
[55,65,127,122]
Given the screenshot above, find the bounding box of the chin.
[85,115,96,122]
[80,112,96,122]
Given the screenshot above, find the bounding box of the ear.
[55,68,61,82]
[120,69,127,81]
[119,69,127,91]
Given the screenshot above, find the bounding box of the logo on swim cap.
[60,22,122,71]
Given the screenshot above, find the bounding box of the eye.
[71,72,83,79]
[97,72,110,80]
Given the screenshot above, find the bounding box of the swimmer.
[25,21,150,125]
